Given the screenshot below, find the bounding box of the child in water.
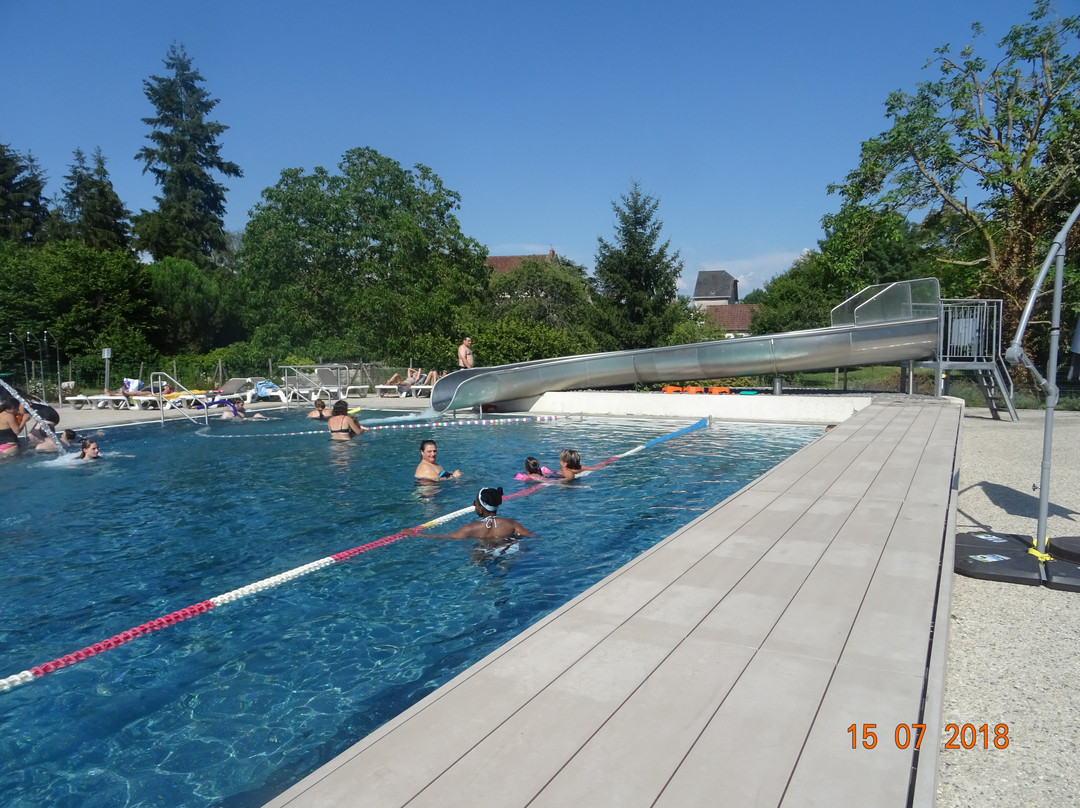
[514,456,554,481]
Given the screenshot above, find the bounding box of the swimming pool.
[0,411,818,807]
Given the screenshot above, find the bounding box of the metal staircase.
[927,298,1018,420]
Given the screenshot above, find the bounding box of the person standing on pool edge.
[457,336,474,369]
[415,439,461,484]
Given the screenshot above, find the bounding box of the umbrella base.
[1047,535,1080,565]
[954,532,1043,586]
[1045,558,1080,592]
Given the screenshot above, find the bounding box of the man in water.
[414,439,461,484]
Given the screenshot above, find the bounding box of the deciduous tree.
[238,147,489,361]
[831,1,1080,325]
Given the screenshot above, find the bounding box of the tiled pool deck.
[263,398,960,807]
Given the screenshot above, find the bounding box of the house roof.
[693,270,737,299]
[705,303,760,333]
[485,249,556,275]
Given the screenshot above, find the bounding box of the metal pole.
[1035,244,1065,557]
[43,331,50,403]
[28,332,36,392]
[54,336,62,406]
[9,333,29,389]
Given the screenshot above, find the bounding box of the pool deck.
[263,397,962,808]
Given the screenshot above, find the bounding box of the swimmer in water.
[421,487,533,542]
[414,439,461,484]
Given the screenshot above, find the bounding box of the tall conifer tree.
[57,147,131,250]
[592,181,685,350]
[0,142,48,244]
[133,44,242,265]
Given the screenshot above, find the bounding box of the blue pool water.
[0,411,818,807]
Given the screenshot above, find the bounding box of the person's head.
[62,429,78,442]
[1,398,18,414]
[235,399,246,410]
[475,486,504,514]
[524,456,542,475]
[420,439,437,462]
[332,400,349,416]
[314,398,326,410]
[463,336,472,346]
[79,439,100,459]
[560,449,581,470]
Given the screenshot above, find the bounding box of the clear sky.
[2,0,1038,295]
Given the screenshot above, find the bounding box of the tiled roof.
[693,270,737,300]
[705,303,760,333]
[485,249,556,274]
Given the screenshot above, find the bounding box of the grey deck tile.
[527,635,758,808]
[762,498,902,661]
[781,662,927,806]
[652,649,836,808]
[401,616,713,808]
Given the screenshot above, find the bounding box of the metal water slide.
[430,278,942,413]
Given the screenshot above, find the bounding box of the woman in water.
[78,439,101,460]
[307,398,329,419]
[327,400,368,441]
[422,487,533,542]
[0,399,24,458]
[414,439,461,483]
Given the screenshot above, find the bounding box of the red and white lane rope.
[0,417,705,694]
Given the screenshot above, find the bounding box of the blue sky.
[2,0,1037,294]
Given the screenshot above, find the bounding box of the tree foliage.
[0,241,158,362]
[831,1,1080,318]
[145,257,226,354]
[592,181,691,350]
[133,43,242,265]
[0,142,47,244]
[48,148,131,250]
[237,146,489,365]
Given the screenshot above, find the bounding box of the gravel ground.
[937,408,1080,807]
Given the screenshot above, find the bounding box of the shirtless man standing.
[457,336,474,369]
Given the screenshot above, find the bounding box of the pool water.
[0,411,818,808]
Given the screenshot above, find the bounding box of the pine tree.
[57,148,131,250]
[133,43,242,265]
[592,181,685,349]
[0,142,48,244]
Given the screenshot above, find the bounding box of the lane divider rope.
[0,417,705,694]
[199,415,556,439]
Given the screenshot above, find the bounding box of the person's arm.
[506,520,535,537]
[348,417,367,435]
[422,523,482,540]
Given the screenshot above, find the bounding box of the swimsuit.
[329,418,353,435]
[0,426,18,451]
[439,470,452,478]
